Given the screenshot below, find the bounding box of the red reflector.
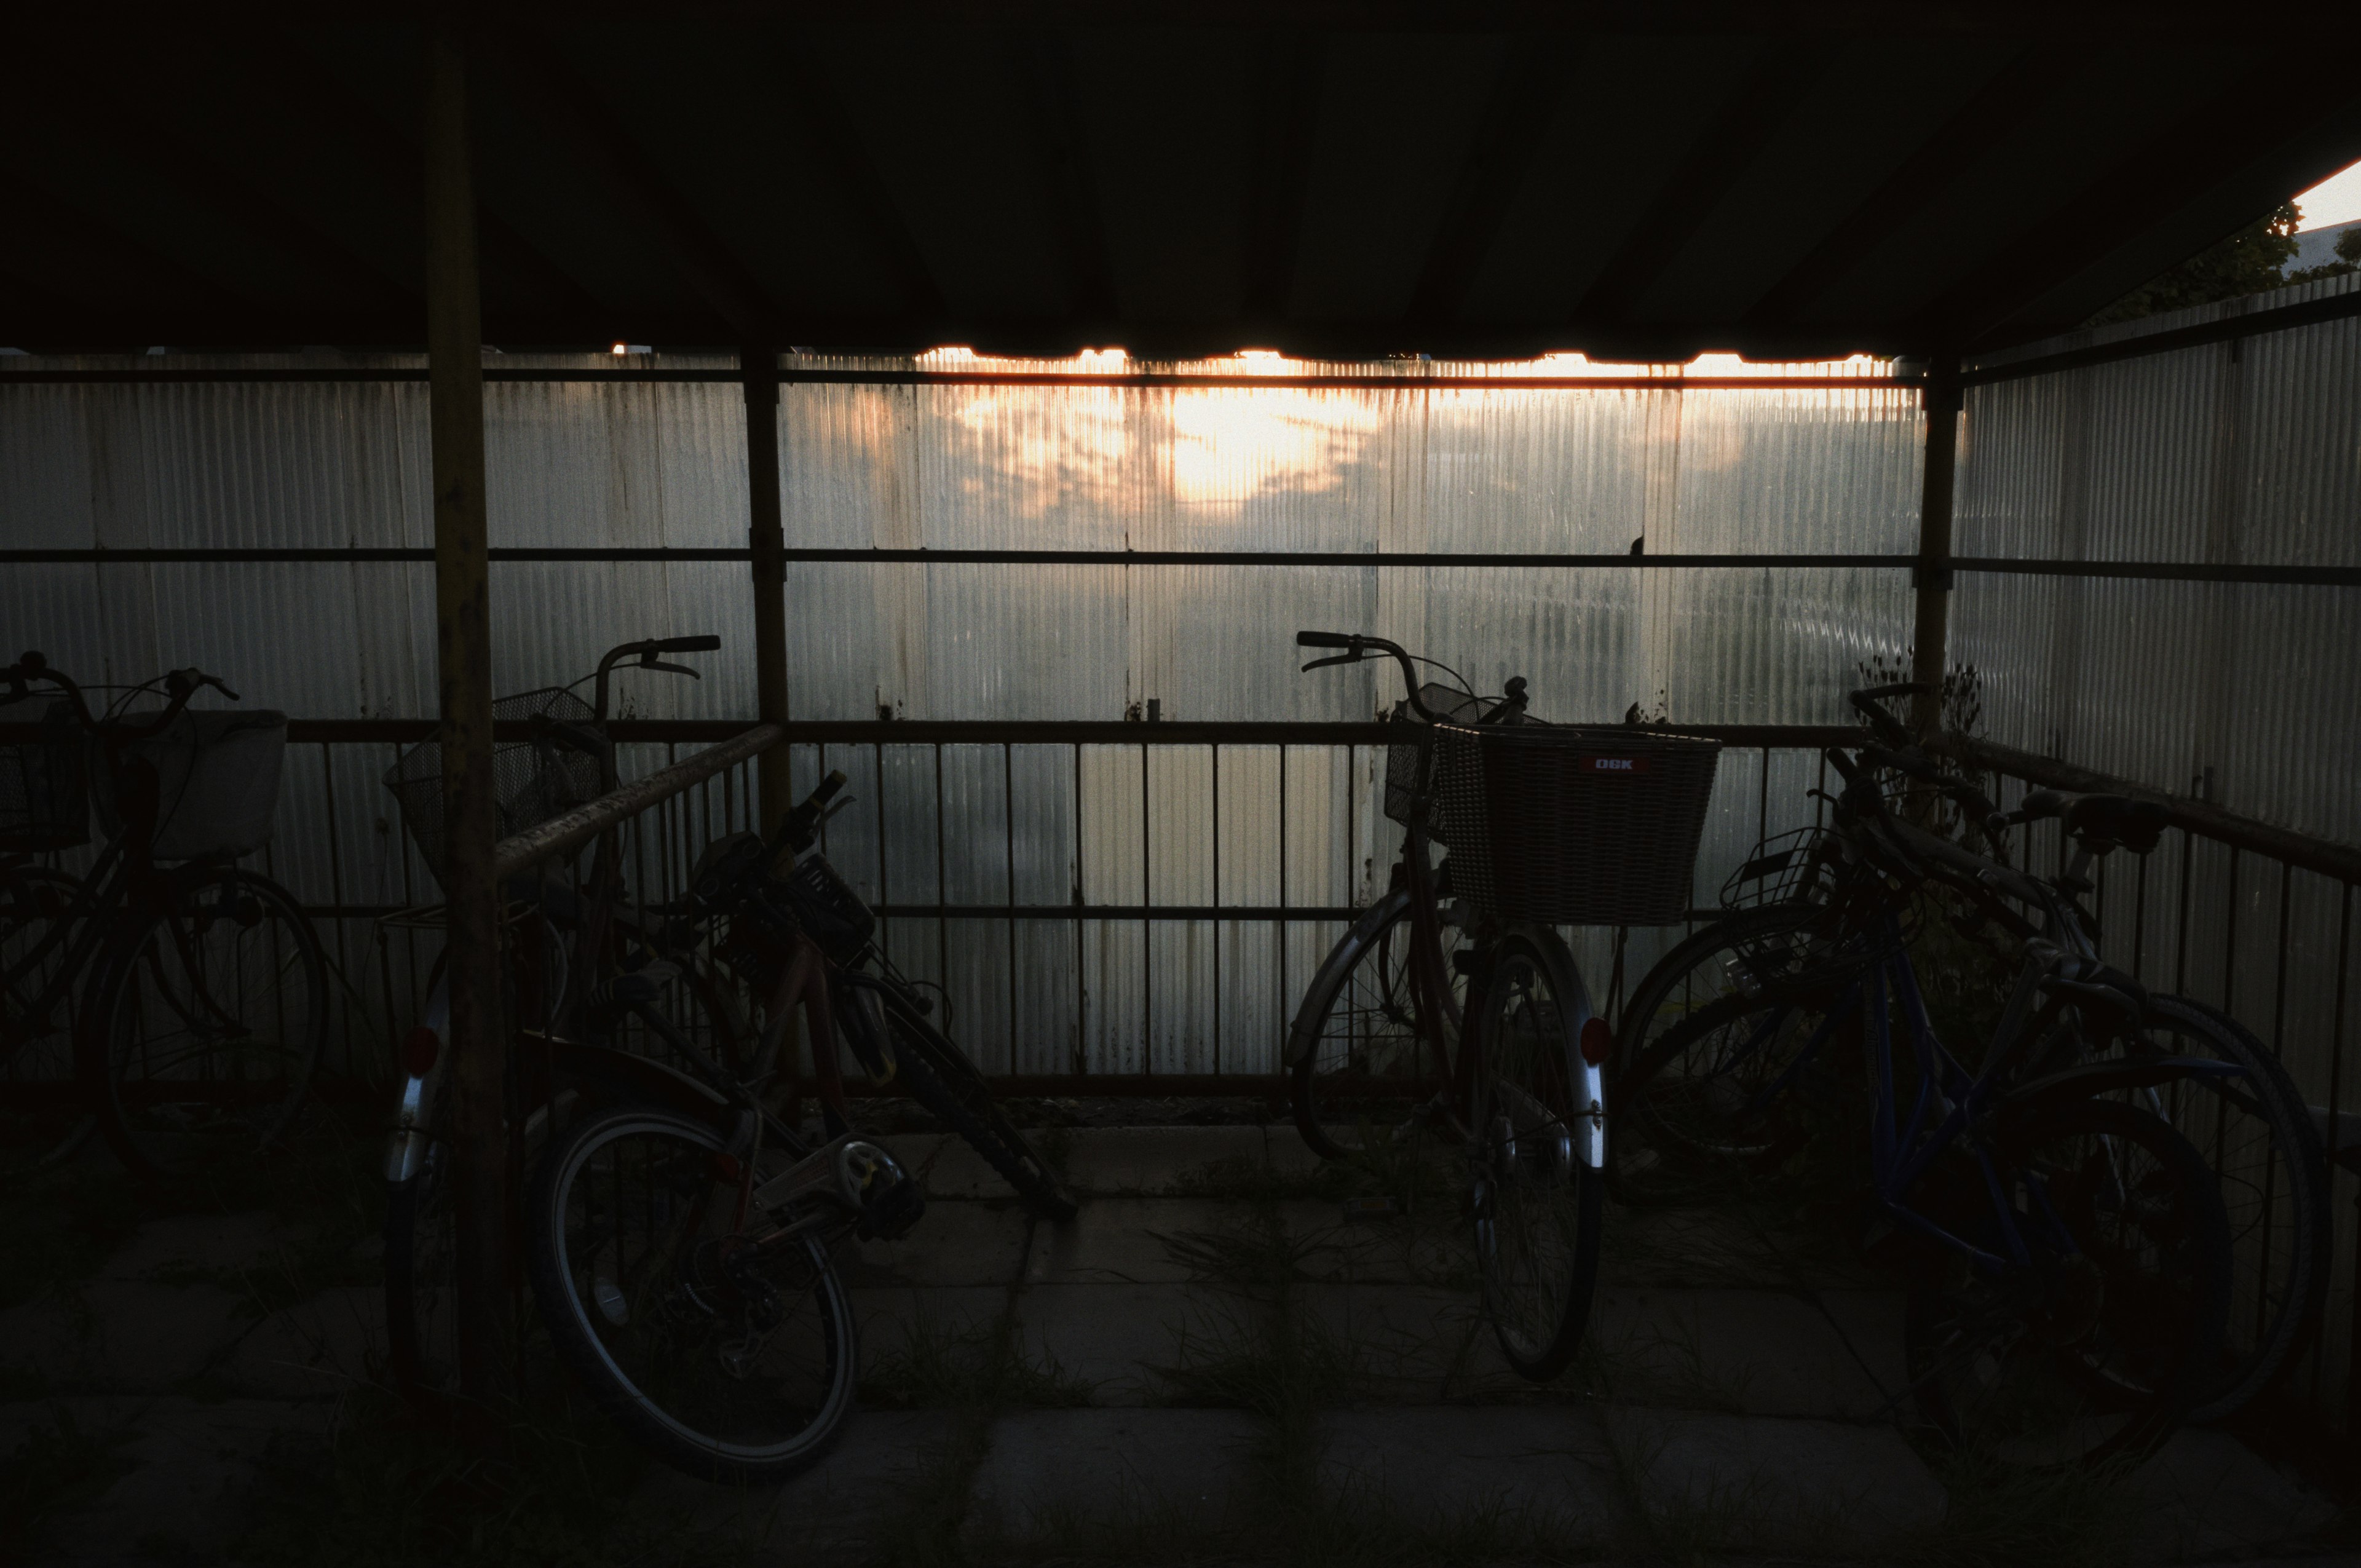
[1579,1016,1614,1066]
[401,1026,440,1079]
[713,1153,745,1186]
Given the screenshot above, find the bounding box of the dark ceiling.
[10,5,2361,360]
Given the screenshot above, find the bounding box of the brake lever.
[1300,653,1366,673]
[819,796,855,826]
[637,659,702,679]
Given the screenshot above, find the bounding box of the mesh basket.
[1429,724,1722,925]
[384,688,601,888]
[781,852,877,964]
[1720,827,1843,912]
[1382,684,1488,830]
[92,709,287,861]
[0,700,89,852]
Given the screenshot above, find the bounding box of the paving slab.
[1010,1282,1246,1404]
[1603,1405,1947,1553]
[1313,1405,1630,1547]
[6,1396,331,1562]
[1023,1198,1235,1285]
[1060,1127,1279,1195]
[0,1279,248,1394]
[842,1199,1032,1288]
[896,1133,1020,1202]
[1584,1287,1907,1421]
[216,1286,382,1399]
[2130,1427,2343,1561]
[95,1212,287,1284]
[1297,1283,1511,1400]
[850,1285,1011,1398]
[635,1408,965,1566]
[1600,1202,1881,1291]
[963,1408,1264,1551]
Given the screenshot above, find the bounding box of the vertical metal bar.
[1140,740,1152,1074]
[1004,742,1018,1068]
[2326,882,2354,1422]
[1908,356,1961,740]
[874,739,889,967]
[1278,743,1289,1048]
[743,344,791,833]
[422,15,508,1409]
[1757,744,1770,845]
[2223,846,2242,1016]
[2132,850,2150,981]
[317,741,355,1074]
[1072,743,1086,1076]
[1211,742,1221,1076]
[934,742,948,994]
[2270,861,2292,1061]
[2175,826,2194,996]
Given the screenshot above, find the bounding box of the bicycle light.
[1579,1016,1613,1066]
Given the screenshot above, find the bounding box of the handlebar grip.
[810,769,848,807]
[650,635,722,654]
[1295,631,1355,649]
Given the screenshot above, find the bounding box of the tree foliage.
[2086,201,2303,325]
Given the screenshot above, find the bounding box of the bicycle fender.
[1999,1053,2244,1116]
[1284,888,1414,1067]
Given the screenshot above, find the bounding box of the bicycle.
[1611,692,2239,1465]
[1285,631,1721,1380]
[1,652,326,1181]
[1608,683,2327,1425]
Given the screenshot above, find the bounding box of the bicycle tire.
[82,864,326,1180]
[2106,994,2328,1423]
[1,865,98,1174]
[526,1106,857,1484]
[1905,1095,2231,1470]
[876,994,1077,1221]
[1466,926,1602,1382]
[1610,905,1825,1078]
[1287,889,1463,1163]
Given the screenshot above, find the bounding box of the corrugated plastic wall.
[1955,272,2361,1424]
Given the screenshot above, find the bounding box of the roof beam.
[1562,41,1821,331]
[483,25,783,339]
[1738,46,2074,333]
[762,27,949,330]
[1918,48,2350,344]
[1239,31,1329,337]
[1402,33,1585,330]
[1001,29,1121,338]
[0,172,254,323]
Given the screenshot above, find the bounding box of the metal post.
[1909,355,1961,739]
[422,15,507,1409]
[744,344,791,831]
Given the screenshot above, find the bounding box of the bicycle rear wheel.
[1288,888,1463,1163]
[1905,1096,2230,1470]
[82,865,326,1179]
[526,1107,856,1484]
[1,865,97,1173]
[1467,927,1601,1382]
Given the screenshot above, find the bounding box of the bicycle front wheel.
[1288,889,1464,1163]
[1905,1095,2230,1470]
[82,865,326,1179]
[1467,927,1601,1383]
[526,1107,858,1484]
[1,865,97,1173]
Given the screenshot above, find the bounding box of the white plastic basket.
[95,710,288,861]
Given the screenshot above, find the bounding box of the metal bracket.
[1913,562,1954,592]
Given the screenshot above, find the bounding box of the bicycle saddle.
[1995,790,2169,855]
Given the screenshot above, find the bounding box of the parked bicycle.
[1608,683,2327,1428]
[1285,631,1721,1381]
[0,652,324,1179]
[1610,684,2242,1465]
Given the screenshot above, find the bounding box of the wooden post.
[744,345,791,830]
[423,15,508,1409]
[1909,356,1961,739]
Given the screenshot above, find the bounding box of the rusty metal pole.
[1908,355,1961,740]
[744,344,792,830]
[424,15,508,1411]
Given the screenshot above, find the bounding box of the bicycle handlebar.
[7,651,235,738]
[593,633,722,723]
[1292,630,1441,722]
[647,635,722,654]
[1295,631,1354,650]
[773,769,850,858]
[1849,683,1921,747]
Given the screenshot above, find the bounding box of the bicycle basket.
[383,687,601,888]
[1429,723,1722,925]
[1720,827,1842,913]
[92,708,288,861]
[1382,684,1489,830]
[781,852,876,964]
[0,699,89,852]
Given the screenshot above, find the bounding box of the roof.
[10,4,2361,360]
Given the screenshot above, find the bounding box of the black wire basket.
[1720,827,1843,912]
[780,852,877,964]
[0,700,89,853]
[383,688,601,889]
[1382,684,1489,830]
[1429,723,1723,925]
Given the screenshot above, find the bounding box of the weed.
[1900,1449,2146,1568]
[863,1303,1096,1411]
[1173,1153,1353,1205]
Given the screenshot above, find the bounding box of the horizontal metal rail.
[13,547,2349,586]
[492,722,778,881]
[0,366,1920,390]
[1963,285,2361,387]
